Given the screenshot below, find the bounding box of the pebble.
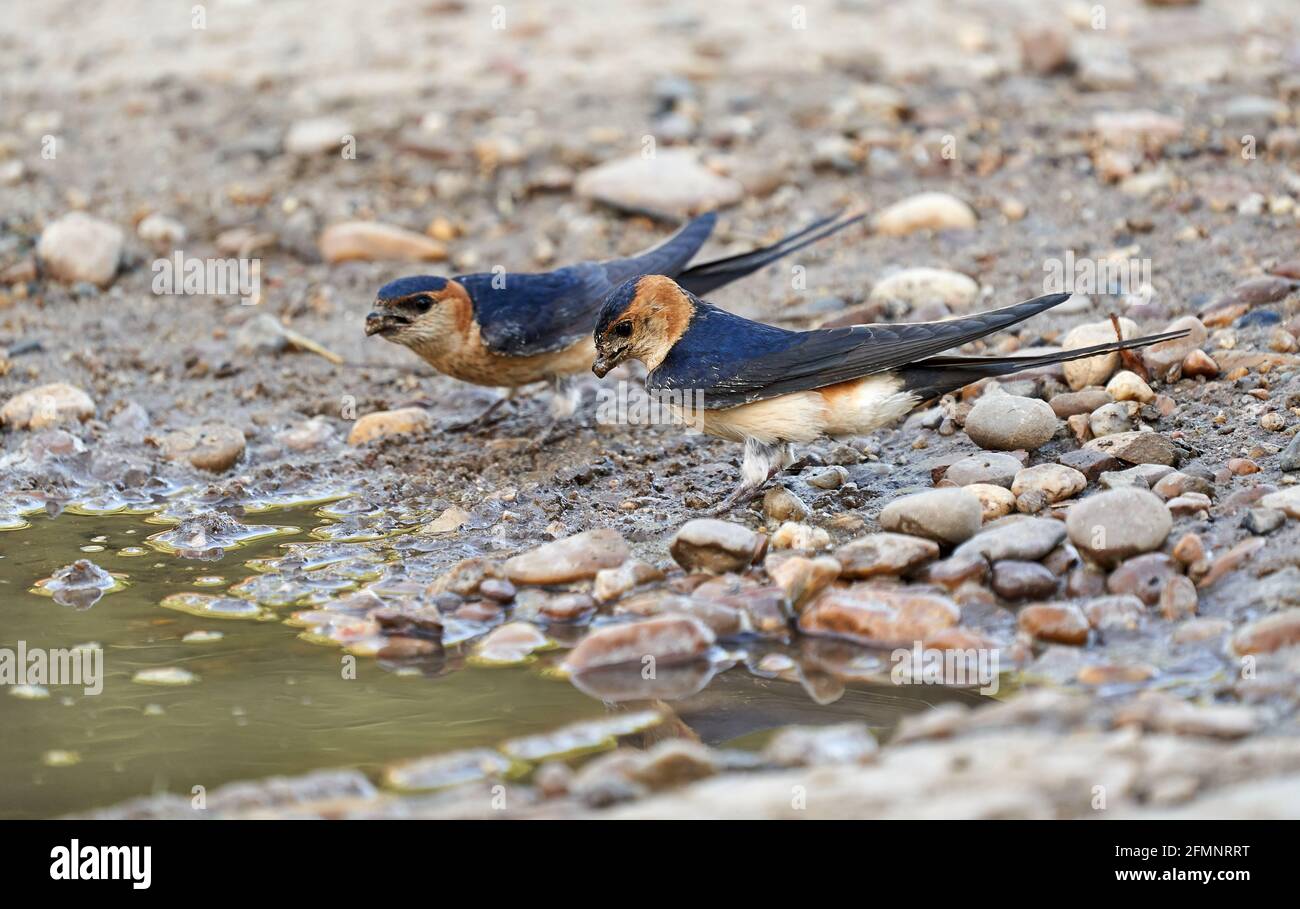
[953,516,1066,562]
[1091,110,1184,151]
[806,466,848,489]
[284,116,353,155]
[136,212,187,250]
[1259,487,1300,519]
[798,588,960,648]
[593,560,663,603]
[1083,595,1145,632]
[878,488,983,545]
[472,622,551,666]
[563,615,715,673]
[1065,488,1172,568]
[1151,472,1213,500]
[1017,23,1072,75]
[868,268,978,310]
[36,212,124,287]
[873,192,977,236]
[319,222,447,263]
[671,519,765,572]
[1159,575,1198,620]
[1105,371,1155,404]
[1089,401,1138,437]
[1060,318,1138,389]
[575,149,743,219]
[943,452,1023,488]
[383,748,514,792]
[1280,433,1300,472]
[1058,448,1123,482]
[767,555,841,610]
[504,528,630,585]
[1017,604,1089,645]
[132,667,199,686]
[1243,507,1285,536]
[1140,316,1207,378]
[991,561,1059,600]
[1181,349,1219,378]
[762,485,809,523]
[1231,609,1300,656]
[1011,464,1086,504]
[1049,389,1112,419]
[1,383,95,430]
[762,723,878,767]
[769,522,830,550]
[278,417,336,452]
[1084,431,1181,467]
[967,483,1016,521]
[347,407,433,445]
[1260,412,1287,433]
[1098,463,1175,490]
[158,423,246,472]
[833,532,939,578]
[964,394,1059,451]
[1107,553,1179,606]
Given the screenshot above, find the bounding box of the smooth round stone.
[1105,370,1155,404]
[967,483,1016,521]
[159,423,247,472]
[953,516,1066,561]
[1089,401,1138,437]
[1065,488,1172,568]
[868,268,979,310]
[833,532,939,578]
[563,615,715,673]
[347,408,433,446]
[1018,603,1089,645]
[504,529,631,584]
[944,452,1023,488]
[1060,318,1138,390]
[37,212,123,287]
[671,519,763,573]
[873,192,977,236]
[762,485,810,523]
[0,383,95,430]
[1106,553,1180,606]
[991,560,1059,600]
[575,149,744,220]
[878,488,983,545]
[964,394,1060,451]
[1011,464,1087,504]
[319,222,447,263]
[1049,388,1112,418]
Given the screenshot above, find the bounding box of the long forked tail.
[899,328,1192,402]
[675,209,865,296]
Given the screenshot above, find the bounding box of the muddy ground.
[3,0,1300,818]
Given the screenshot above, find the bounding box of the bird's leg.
[709,439,783,515]
[445,388,516,432]
[529,376,588,449]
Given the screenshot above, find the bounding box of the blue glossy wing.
[461,214,718,356]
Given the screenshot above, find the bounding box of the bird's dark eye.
[411,295,435,314]
[613,321,633,338]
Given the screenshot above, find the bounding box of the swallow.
[592,275,1190,511]
[364,209,863,426]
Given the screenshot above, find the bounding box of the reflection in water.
[0,509,988,819]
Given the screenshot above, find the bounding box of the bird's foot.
[444,397,511,433]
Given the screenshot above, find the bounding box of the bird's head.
[365,275,468,349]
[592,275,695,377]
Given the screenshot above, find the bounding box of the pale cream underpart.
[676,373,919,445]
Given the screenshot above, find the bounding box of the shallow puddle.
[0,506,984,819]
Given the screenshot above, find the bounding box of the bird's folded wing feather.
[468,214,718,357]
[649,293,1070,409]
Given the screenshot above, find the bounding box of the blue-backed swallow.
[591,275,1190,511]
[363,210,863,425]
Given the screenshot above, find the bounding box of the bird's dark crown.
[377,275,449,303]
[594,277,644,337]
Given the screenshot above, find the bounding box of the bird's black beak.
[592,355,615,378]
[365,310,407,337]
